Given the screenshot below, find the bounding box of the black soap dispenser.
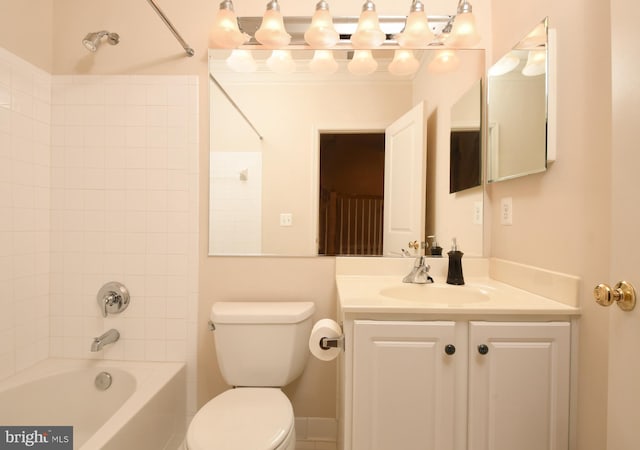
[428,235,443,256]
[446,238,465,285]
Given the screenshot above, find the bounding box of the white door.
[468,321,571,450]
[383,102,427,256]
[352,320,458,450]
[606,0,640,448]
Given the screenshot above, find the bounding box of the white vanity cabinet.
[343,319,571,450]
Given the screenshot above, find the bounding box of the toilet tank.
[211,301,316,387]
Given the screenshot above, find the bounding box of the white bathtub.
[0,358,186,450]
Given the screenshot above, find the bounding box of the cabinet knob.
[444,344,456,355]
[478,344,489,355]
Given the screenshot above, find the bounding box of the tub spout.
[91,329,120,352]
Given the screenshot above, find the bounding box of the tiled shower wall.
[0,48,52,380]
[0,46,200,414]
[48,74,199,410]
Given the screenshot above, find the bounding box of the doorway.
[318,133,385,256]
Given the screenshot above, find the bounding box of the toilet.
[186,301,316,450]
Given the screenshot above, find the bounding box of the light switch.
[280,213,293,227]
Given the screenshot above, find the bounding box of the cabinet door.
[352,320,459,450]
[468,321,571,450]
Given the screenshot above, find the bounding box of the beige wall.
[489,1,612,449]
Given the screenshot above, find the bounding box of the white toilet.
[186,301,316,450]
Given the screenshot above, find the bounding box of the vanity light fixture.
[488,52,520,77]
[521,49,546,76]
[347,50,378,75]
[427,49,460,73]
[396,0,435,49]
[210,0,250,48]
[304,1,339,48]
[448,0,481,48]
[388,49,420,76]
[255,0,291,48]
[266,49,296,74]
[351,1,386,48]
[309,50,339,74]
[225,49,258,72]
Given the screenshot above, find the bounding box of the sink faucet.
[403,256,434,284]
[91,329,120,352]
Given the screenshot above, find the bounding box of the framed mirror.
[487,18,550,182]
[208,47,485,257]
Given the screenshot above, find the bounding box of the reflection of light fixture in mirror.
[388,50,420,76]
[210,0,250,48]
[226,49,257,72]
[396,0,434,48]
[267,49,296,74]
[255,0,291,48]
[448,0,480,48]
[304,1,339,48]
[351,1,386,48]
[348,50,378,75]
[518,21,546,48]
[521,49,546,76]
[488,52,520,77]
[427,49,460,73]
[309,50,339,74]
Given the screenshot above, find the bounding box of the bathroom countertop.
[336,275,581,320]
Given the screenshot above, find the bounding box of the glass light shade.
[448,12,480,47]
[427,50,460,74]
[488,52,520,77]
[347,50,378,75]
[388,50,420,76]
[309,50,339,74]
[521,49,546,76]
[255,8,291,48]
[518,22,546,49]
[210,7,250,48]
[267,50,296,74]
[351,9,386,48]
[304,8,339,48]
[226,49,257,73]
[397,10,434,48]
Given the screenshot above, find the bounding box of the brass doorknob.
[594,281,636,311]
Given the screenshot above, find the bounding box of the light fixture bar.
[237,15,452,46]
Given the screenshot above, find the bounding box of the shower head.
[82,31,120,52]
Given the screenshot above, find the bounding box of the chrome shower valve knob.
[97,281,131,317]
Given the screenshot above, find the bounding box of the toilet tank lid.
[211,301,316,324]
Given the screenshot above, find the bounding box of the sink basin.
[379,284,491,305]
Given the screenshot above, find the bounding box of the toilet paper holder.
[319,335,344,351]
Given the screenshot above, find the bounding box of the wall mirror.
[487,18,551,182]
[209,47,485,257]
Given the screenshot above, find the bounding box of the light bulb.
[396,1,434,48]
[521,49,546,76]
[267,50,296,74]
[351,1,386,48]
[304,1,339,48]
[348,50,378,75]
[488,52,520,77]
[226,49,257,73]
[255,0,291,48]
[427,50,460,74]
[388,50,420,76]
[210,1,250,48]
[309,50,339,74]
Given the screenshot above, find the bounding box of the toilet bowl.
[186,301,315,450]
[187,388,295,450]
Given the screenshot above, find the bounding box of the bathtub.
[0,358,186,450]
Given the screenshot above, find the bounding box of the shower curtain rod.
[146,0,195,57]
[209,73,264,141]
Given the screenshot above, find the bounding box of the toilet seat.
[187,388,294,450]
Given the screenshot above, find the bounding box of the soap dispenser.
[446,238,465,285]
[428,235,443,256]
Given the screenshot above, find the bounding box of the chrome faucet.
[403,256,434,284]
[91,329,120,352]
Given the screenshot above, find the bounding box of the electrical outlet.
[473,201,483,225]
[500,197,513,225]
[279,213,293,227]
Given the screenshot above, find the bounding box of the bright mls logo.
[0,427,72,449]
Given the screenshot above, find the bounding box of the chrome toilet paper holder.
[319,335,344,351]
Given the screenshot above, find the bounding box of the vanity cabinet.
[345,319,571,450]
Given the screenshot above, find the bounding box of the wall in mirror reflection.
[208,49,485,257]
